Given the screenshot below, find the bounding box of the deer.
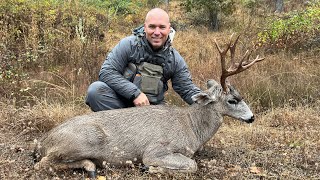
[33,34,264,179]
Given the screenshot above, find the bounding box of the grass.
[0,99,319,179]
[0,0,319,179]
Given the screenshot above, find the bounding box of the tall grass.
[0,0,142,102]
[173,30,320,111]
[0,0,319,113]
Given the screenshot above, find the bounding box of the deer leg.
[55,159,96,179]
[34,156,50,170]
[142,152,197,173]
[35,157,96,179]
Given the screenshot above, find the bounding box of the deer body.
[39,104,220,166]
[34,80,254,176]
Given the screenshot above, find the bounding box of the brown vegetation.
[1,100,319,179]
[0,0,319,179]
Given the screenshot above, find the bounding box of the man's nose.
[154,27,160,35]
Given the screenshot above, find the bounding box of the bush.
[0,0,145,102]
[257,2,320,52]
[181,0,236,30]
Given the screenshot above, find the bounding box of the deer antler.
[214,34,265,92]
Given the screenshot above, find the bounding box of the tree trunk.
[209,11,219,31]
[275,0,284,13]
[164,0,169,12]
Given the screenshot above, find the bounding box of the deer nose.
[247,115,255,123]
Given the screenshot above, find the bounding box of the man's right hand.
[133,92,150,106]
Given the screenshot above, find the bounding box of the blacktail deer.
[34,34,264,179]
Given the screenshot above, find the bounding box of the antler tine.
[228,50,265,76]
[227,49,250,73]
[215,34,265,92]
[229,34,240,65]
[214,39,226,75]
[214,33,234,55]
[214,34,237,91]
[242,54,265,68]
[220,34,239,91]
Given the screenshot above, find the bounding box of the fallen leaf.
[97,175,106,180]
[249,166,263,174]
[85,176,106,180]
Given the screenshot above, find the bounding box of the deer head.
[192,34,264,123]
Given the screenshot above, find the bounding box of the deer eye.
[228,99,238,105]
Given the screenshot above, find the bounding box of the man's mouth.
[152,37,162,40]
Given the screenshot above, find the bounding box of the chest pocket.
[138,62,163,95]
[135,62,164,104]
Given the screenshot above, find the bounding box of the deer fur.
[34,79,254,178]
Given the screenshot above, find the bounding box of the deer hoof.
[87,171,96,179]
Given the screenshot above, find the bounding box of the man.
[86,8,201,112]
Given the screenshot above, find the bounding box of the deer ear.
[191,92,213,105]
[207,84,223,101]
[192,81,223,105]
[207,79,219,89]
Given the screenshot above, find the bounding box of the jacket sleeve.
[98,36,141,100]
[171,51,201,104]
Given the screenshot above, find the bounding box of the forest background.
[0,0,319,179]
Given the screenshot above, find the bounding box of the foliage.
[79,0,143,17]
[181,0,236,30]
[183,0,235,14]
[0,0,145,100]
[241,0,265,15]
[257,2,320,52]
[145,0,162,8]
[241,0,258,9]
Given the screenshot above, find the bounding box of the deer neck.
[188,103,223,145]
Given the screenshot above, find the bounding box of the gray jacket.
[99,28,201,105]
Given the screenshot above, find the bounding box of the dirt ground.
[0,106,319,180]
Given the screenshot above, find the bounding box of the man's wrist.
[131,90,141,101]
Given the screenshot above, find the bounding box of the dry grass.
[1,0,320,179]
[0,98,89,134]
[0,99,319,179]
[169,29,320,110]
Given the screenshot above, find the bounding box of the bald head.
[145,8,170,24]
[144,8,171,50]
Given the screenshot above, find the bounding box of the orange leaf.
[249,166,263,174]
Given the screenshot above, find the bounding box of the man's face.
[144,14,170,50]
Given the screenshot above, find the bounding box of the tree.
[182,0,235,31]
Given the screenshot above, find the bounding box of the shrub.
[0,0,145,102]
[257,2,320,52]
[181,0,236,30]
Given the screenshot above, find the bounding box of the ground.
[0,106,319,179]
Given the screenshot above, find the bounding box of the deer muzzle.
[246,115,254,123]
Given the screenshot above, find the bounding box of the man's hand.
[133,92,150,106]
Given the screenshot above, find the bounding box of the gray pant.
[85,81,134,112]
